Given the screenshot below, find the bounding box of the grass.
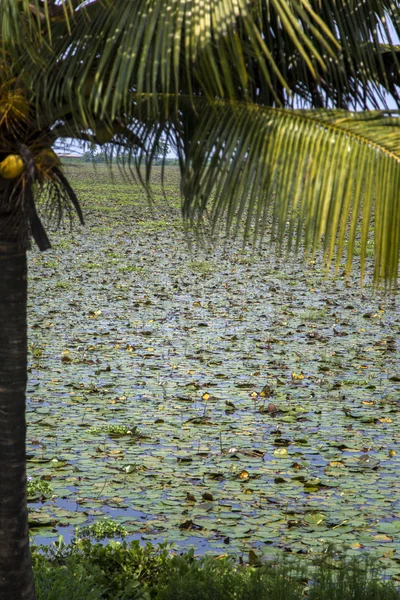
[35,565,103,600]
[32,540,400,600]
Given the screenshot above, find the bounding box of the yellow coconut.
[0,154,25,179]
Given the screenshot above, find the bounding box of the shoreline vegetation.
[33,538,400,600]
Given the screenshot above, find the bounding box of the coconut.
[0,154,25,179]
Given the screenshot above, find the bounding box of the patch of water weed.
[137,220,173,231]
[188,260,214,275]
[104,424,141,438]
[118,266,146,273]
[54,281,71,290]
[29,343,45,369]
[27,479,53,501]
[351,240,375,258]
[42,260,59,269]
[76,519,127,540]
[299,307,327,322]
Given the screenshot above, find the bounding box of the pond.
[27,165,400,575]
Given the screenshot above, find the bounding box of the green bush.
[32,540,400,600]
[33,538,171,600]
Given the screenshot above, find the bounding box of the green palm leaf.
[173,101,400,287]
[27,0,288,117]
[5,1,399,127]
[15,0,400,124]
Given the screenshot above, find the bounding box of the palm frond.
[172,100,400,287]
[32,162,85,249]
[0,0,71,66]
[0,0,79,39]
[39,0,286,120]
[30,0,400,129]
[31,0,351,127]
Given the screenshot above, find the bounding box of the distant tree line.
[81,150,179,165]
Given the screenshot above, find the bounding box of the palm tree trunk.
[0,234,36,599]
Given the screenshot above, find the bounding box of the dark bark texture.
[0,241,36,599]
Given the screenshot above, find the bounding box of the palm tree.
[1,1,400,598]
